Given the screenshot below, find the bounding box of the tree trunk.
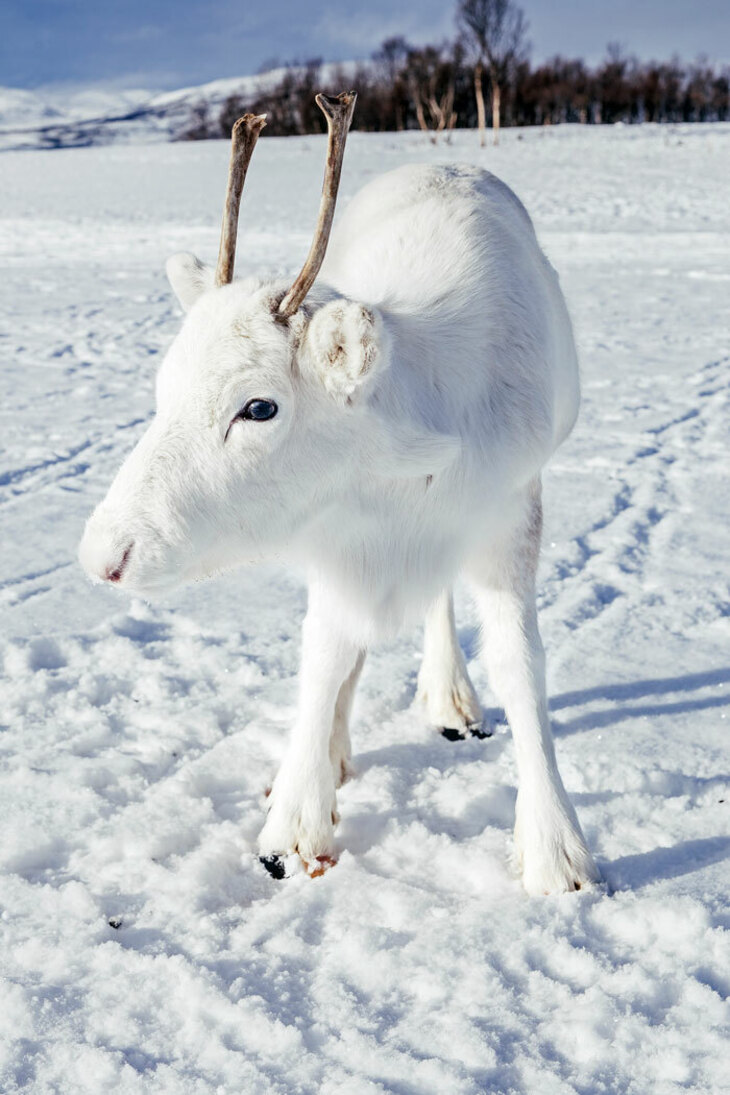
[410,78,430,134]
[491,78,501,145]
[474,60,487,148]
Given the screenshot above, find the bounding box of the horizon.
[1,0,728,93]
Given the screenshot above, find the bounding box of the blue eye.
[240,399,278,422]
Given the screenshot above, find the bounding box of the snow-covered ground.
[1,124,729,1093]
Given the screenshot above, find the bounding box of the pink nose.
[104,543,133,583]
[78,510,137,586]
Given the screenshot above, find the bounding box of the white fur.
[79,163,599,893]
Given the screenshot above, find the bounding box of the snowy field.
[1,124,729,1093]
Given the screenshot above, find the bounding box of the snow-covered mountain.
[0,67,352,151]
[0,75,268,151]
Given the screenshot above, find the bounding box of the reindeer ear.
[166,252,215,312]
[304,300,387,403]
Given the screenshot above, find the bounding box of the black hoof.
[469,723,492,740]
[441,723,492,741]
[259,854,287,880]
[441,726,466,742]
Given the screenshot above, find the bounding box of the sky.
[1,0,728,91]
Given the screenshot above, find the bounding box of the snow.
[0,65,357,151]
[1,123,729,1093]
[0,84,157,145]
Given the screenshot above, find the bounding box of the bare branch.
[404,45,458,144]
[278,91,357,318]
[457,0,529,75]
[215,113,267,287]
[457,0,528,143]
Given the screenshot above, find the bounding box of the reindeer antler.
[278,91,357,318]
[215,113,267,287]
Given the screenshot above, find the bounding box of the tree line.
[179,0,730,143]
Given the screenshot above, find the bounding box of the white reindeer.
[80,92,600,894]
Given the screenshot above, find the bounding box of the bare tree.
[372,37,410,130]
[190,41,728,142]
[457,0,528,145]
[405,45,458,143]
[236,59,323,136]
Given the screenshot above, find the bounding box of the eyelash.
[225,398,278,441]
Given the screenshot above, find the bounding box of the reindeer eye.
[225,399,278,441]
[240,399,278,422]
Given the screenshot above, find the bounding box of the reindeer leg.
[467,480,600,894]
[330,649,365,788]
[259,579,361,877]
[417,589,485,740]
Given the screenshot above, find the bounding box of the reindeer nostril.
[105,543,133,584]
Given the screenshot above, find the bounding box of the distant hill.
[0,71,290,151]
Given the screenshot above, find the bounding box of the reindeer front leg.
[258,580,361,876]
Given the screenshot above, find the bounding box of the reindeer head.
[79,92,457,596]
[78,93,379,593]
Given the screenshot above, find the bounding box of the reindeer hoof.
[441,722,491,742]
[304,854,337,878]
[259,854,287,880]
